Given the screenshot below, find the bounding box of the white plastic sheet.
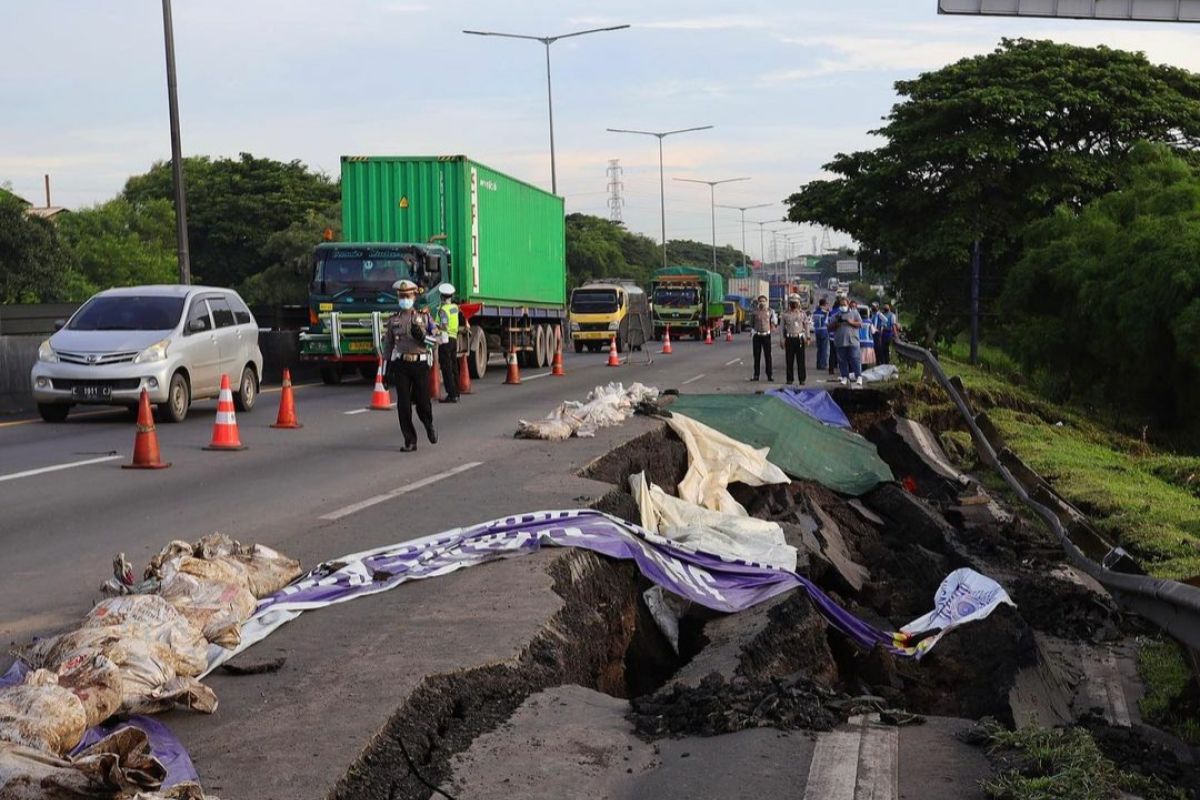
[516,382,658,440]
[861,364,898,383]
[665,414,789,515]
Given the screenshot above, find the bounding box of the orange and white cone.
[204,374,246,451]
[429,349,441,400]
[607,334,621,367]
[704,327,714,345]
[458,353,473,394]
[551,325,565,376]
[369,358,393,410]
[123,389,170,469]
[725,325,733,342]
[661,325,673,355]
[504,345,521,385]
[270,369,302,429]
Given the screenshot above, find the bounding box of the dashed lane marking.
[724,358,742,366]
[319,461,484,521]
[802,716,898,800]
[680,374,705,385]
[519,371,554,381]
[0,454,123,484]
[344,409,370,415]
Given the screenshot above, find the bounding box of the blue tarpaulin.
[765,387,851,429]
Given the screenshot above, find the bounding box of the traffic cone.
[661,325,673,355]
[725,326,733,343]
[123,389,169,469]
[504,344,521,384]
[270,369,302,429]
[458,353,472,395]
[704,327,714,345]
[551,325,565,376]
[429,349,441,400]
[369,358,393,410]
[204,374,246,451]
[607,334,621,367]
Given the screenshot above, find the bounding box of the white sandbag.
[516,382,659,440]
[665,414,789,515]
[860,364,898,383]
[0,726,168,799]
[82,595,210,676]
[630,472,798,570]
[0,669,88,755]
[157,566,257,649]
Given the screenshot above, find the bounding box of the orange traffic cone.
[458,353,472,394]
[607,334,621,367]
[504,344,521,384]
[369,358,393,410]
[661,325,673,355]
[551,326,565,376]
[725,326,733,343]
[204,374,246,451]
[123,389,170,469]
[270,369,302,429]
[429,349,441,400]
[704,327,714,345]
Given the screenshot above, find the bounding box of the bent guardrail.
[892,338,1200,652]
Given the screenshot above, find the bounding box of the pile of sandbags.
[516,382,659,440]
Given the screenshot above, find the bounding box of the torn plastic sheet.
[902,568,1016,657]
[206,510,1011,673]
[665,413,789,515]
[764,388,852,429]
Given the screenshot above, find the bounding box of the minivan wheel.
[37,403,70,423]
[158,372,190,423]
[235,366,258,412]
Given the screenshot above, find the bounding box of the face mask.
[398,297,414,310]
[840,305,848,312]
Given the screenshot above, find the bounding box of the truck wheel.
[574,340,584,354]
[37,403,70,423]
[534,325,548,368]
[468,327,488,379]
[359,365,377,382]
[320,367,342,385]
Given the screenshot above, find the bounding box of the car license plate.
[72,384,112,401]
[346,341,375,353]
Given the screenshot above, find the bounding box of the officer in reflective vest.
[811,298,830,371]
[436,283,460,403]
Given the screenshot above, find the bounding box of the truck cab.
[651,277,703,339]
[299,242,449,383]
[569,280,650,353]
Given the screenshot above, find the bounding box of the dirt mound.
[581,427,689,493]
[1006,574,1124,643]
[1080,713,1200,799]
[630,672,846,739]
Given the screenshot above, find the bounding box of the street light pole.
[607,126,712,268]
[464,25,630,195]
[674,177,750,271]
[161,0,190,284]
[716,203,771,272]
[748,220,774,269]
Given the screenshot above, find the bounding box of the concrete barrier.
[0,336,42,416]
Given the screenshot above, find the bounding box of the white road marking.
[319,461,484,521]
[802,716,898,800]
[680,374,705,385]
[724,358,742,366]
[0,455,123,484]
[1082,650,1132,727]
[520,371,553,381]
[344,409,370,415]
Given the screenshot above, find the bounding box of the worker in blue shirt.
[878,303,899,365]
[811,298,830,371]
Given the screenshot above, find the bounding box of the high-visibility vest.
[811,309,828,332]
[439,302,460,338]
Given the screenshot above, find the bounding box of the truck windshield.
[654,288,698,308]
[723,302,736,315]
[315,249,418,294]
[69,296,184,331]
[571,289,619,314]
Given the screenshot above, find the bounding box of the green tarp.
[667,393,894,496]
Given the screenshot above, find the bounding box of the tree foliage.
[566,214,661,288]
[1002,144,1200,426]
[122,153,339,288]
[239,204,341,306]
[56,198,177,292]
[664,239,750,278]
[787,38,1200,342]
[0,194,84,303]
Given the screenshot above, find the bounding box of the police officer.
[383,279,436,452]
[779,293,808,386]
[811,298,830,371]
[749,294,774,382]
[435,282,460,403]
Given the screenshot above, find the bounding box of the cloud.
[640,14,771,30]
[762,35,989,83]
[380,1,429,11]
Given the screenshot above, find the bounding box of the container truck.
[650,267,725,339]
[727,277,769,303]
[299,156,566,383]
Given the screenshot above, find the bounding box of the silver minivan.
[30,285,263,423]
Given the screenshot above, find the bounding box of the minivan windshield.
[653,288,698,308]
[314,249,420,294]
[571,289,619,314]
[68,296,185,331]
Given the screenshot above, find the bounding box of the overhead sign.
[836,259,859,275]
[938,0,1200,22]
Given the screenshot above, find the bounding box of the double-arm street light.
[747,220,779,269]
[673,177,750,270]
[716,203,772,273]
[463,25,630,194]
[606,126,713,268]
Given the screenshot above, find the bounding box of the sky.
[6,1,1200,262]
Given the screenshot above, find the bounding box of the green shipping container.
[341,156,566,308]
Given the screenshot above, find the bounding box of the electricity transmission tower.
[606,159,624,224]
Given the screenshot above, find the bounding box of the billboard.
[836,259,859,275]
[938,0,1200,22]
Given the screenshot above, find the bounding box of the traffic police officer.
[435,282,460,403]
[749,294,774,382]
[383,279,437,452]
[779,293,808,386]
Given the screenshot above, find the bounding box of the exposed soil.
[581,426,689,493]
[1005,574,1125,643]
[1080,712,1200,799]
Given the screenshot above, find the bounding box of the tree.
[239,204,341,306]
[122,153,339,288]
[787,38,1200,342]
[57,198,177,292]
[565,214,660,289]
[664,239,750,277]
[0,193,85,303]
[1002,143,1200,427]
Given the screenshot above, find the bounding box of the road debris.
[515,382,658,440]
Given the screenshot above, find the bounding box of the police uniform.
[749,302,773,381]
[436,286,460,402]
[780,303,808,385]
[383,307,436,449]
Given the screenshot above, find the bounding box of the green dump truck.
[300,156,566,382]
[650,266,726,339]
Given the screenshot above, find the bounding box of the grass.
[980,722,1185,800]
[1137,636,1200,746]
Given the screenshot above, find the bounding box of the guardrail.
[892,338,1200,651]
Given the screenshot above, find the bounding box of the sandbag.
[516,382,658,440]
[52,652,122,728]
[0,726,168,799]
[0,669,87,755]
[82,595,209,676]
[157,567,256,650]
[192,534,301,598]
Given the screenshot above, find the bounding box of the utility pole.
[716,203,771,273]
[161,0,191,284]
[607,126,713,268]
[674,177,750,271]
[606,159,624,223]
